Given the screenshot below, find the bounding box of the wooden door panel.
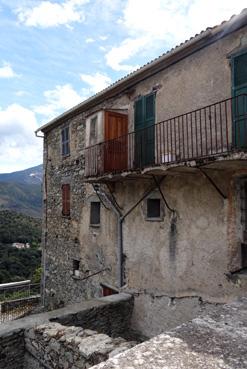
[104,111,128,173]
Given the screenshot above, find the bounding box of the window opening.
[62,184,70,216]
[101,284,118,297]
[147,198,161,218]
[61,126,70,156]
[90,201,101,226]
[73,259,80,276]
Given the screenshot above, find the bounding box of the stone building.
[36,9,247,338]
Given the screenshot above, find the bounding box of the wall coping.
[91,298,247,369]
[0,293,132,336]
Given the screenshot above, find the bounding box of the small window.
[61,126,70,156]
[90,116,97,143]
[73,259,80,276]
[90,201,100,226]
[62,184,70,216]
[147,198,161,218]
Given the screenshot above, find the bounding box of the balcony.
[85,95,247,179]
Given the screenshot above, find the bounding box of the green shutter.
[234,53,247,88]
[134,94,155,167]
[134,97,144,130]
[144,93,155,124]
[232,51,247,149]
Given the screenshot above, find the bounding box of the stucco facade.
[39,11,247,337]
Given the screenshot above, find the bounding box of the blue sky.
[0,0,246,173]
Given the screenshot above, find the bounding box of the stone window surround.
[61,125,70,158]
[142,190,165,222]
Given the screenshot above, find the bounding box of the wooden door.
[104,111,128,173]
[232,52,247,148]
[134,93,155,168]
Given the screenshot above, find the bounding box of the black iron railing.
[85,95,247,177]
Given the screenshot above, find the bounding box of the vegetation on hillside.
[0,210,41,244]
[0,210,42,284]
[0,243,41,284]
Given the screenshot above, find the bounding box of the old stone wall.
[52,295,134,339]
[24,323,136,369]
[0,329,24,369]
[0,294,133,369]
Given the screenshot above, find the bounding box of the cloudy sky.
[0,0,246,173]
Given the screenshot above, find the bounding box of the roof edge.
[36,9,247,134]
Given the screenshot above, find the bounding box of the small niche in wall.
[73,259,80,277]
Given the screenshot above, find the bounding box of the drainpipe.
[35,130,47,307]
[93,185,123,288]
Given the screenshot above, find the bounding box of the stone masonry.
[0,294,133,369]
[24,323,136,369]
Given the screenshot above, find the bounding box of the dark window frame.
[90,201,101,227]
[147,198,161,219]
[61,126,70,157]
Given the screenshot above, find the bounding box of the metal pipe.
[152,175,176,213]
[94,177,167,288]
[198,168,227,199]
[94,186,123,288]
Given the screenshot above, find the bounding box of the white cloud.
[105,0,247,71]
[0,62,17,78]
[34,84,85,119]
[80,72,112,93]
[85,37,95,43]
[15,0,89,28]
[0,104,42,172]
[15,90,28,97]
[99,35,108,41]
[105,37,145,72]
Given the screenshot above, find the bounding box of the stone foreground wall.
[0,329,24,369]
[0,294,133,369]
[24,323,136,369]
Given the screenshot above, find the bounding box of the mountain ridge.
[0,164,43,218]
[0,164,43,185]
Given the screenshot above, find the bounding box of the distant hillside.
[0,164,43,185]
[0,164,43,217]
[0,210,42,283]
[0,210,41,244]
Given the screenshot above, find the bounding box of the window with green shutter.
[134,93,155,167]
[232,51,247,149]
[61,126,70,156]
